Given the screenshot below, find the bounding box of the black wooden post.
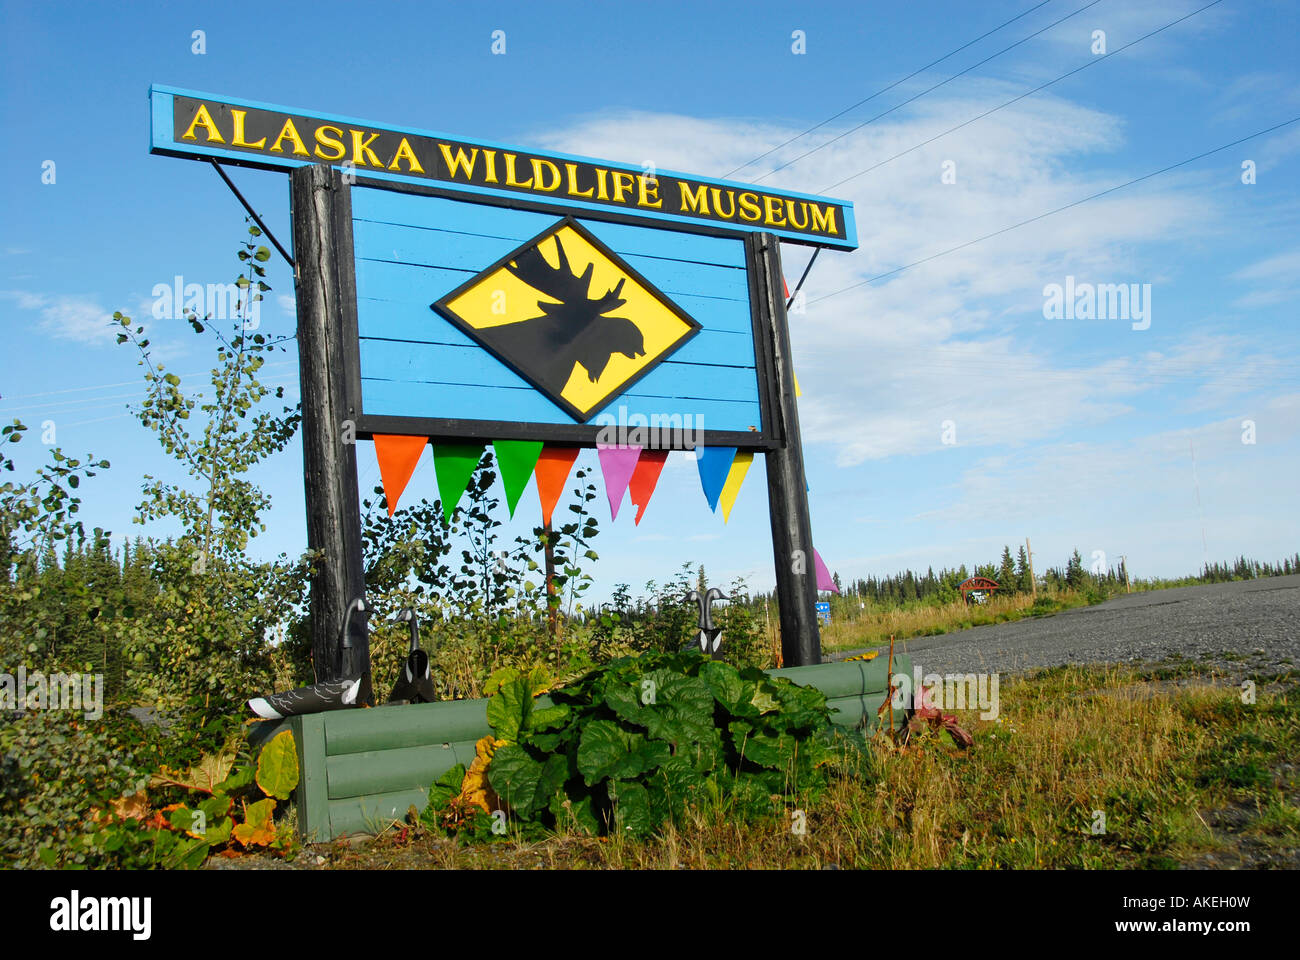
[752,232,822,666]
[289,164,372,705]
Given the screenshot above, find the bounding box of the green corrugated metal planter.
[251,654,909,841]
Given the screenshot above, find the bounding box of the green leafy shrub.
[425,652,865,841]
[0,706,198,868]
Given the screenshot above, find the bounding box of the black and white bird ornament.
[387,607,437,704]
[686,587,729,659]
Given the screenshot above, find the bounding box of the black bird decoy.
[685,587,729,659]
[248,674,364,719]
[249,597,370,718]
[387,607,437,705]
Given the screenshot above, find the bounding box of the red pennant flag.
[534,446,580,527]
[374,434,428,517]
[628,450,668,525]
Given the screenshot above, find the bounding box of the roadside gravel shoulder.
[833,575,1300,679]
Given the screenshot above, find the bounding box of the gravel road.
[837,575,1300,679]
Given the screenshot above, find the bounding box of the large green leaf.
[214,762,254,795]
[162,835,209,870]
[527,702,570,733]
[729,720,797,770]
[646,756,704,822]
[488,745,567,816]
[201,817,233,847]
[486,673,532,743]
[426,763,467,814]
[526,732,563,751]
[576,720,670,786]
[608,780,654,838]
[604,669,716,747]
[255,730,299,799]
[700,660,757,717]
[549,789,600,837]
[198,794,232,821]
[766,680,830,731]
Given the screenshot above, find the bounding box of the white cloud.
[0,290,117,345]
[1230,249,1300,309]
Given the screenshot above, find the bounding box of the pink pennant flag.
[814,548,839,593]
[597,445,642,521]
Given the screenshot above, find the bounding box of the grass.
[318,663,1299,870]
[813,589,1096,656]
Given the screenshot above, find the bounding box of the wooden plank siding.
[350,188,765,433]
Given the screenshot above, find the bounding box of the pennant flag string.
[432,443,484,524]
[597,445,641,521]
[717,451,753,523]
[373,434,428,517]
[628,449,668,525]
[696,446,738,513]
[493,440,544,518]
[534,446,580,527]
[378,438,761,528]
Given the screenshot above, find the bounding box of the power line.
[722,0,1055,179]
[809,114,1300,305]
[749,0,1103,185]
[0,372,302,422]
[821,0,1225,193]
[0,359,297,404]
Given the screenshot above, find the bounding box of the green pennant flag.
[433,443,484,523]
[493,440,544,518]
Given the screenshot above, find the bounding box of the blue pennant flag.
[696,447,738,512]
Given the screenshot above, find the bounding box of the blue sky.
[2,0,1297,605]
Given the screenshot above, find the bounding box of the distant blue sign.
[815,601,831,626]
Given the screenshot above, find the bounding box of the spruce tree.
[998,546,1016,589]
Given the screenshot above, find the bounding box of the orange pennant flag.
[374,434,428,516]
[534,446,580,527]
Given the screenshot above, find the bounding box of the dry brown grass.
[326,664,1298,870]
[814,591,1082,655]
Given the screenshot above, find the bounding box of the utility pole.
[291,164,372,705]
[1026,537,1037,599]
[1121,554,1131,593]
[754,232,821,667]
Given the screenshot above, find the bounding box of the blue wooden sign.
[148,85,857,449]
[349,187,769,447]
[815,601,831,625]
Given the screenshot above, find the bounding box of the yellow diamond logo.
[431,217,701,422]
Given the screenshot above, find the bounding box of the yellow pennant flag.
[718,451,754,523]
